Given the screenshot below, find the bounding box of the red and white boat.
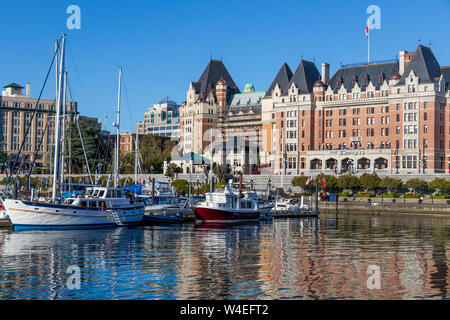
[195,186,260,223]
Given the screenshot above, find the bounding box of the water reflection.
[0,213,448,300]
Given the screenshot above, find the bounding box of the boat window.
[79,201,87,207]
[240,201,246,209]
[106,190,112,198]
[64,199,74,205]
[89,201,97,208]
[247,202,252,209]
[93,190,99,197]
[98,190,105,197]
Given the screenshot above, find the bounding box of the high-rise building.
[137,98,180,141]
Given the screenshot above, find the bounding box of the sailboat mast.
[134,130,140,184]
[60,70,67,186]
[52,33,66,202]
[114,67,122,188]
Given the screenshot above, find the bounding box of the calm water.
[0,213,449,300]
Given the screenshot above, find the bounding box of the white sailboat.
[3,33,145,230]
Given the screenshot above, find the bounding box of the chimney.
[321,63,330,83]
[26,83,30,97]
[399,51,406,75]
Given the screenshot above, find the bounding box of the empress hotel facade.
[178,44,450,175]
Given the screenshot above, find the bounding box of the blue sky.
[1,0,449,133]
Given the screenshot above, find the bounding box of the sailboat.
[2,33,145,230]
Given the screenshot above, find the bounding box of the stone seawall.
[319,200,450,217]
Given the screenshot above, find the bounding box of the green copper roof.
[244,82,254,89]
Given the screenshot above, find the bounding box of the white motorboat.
[243,191,274,220]
[143,197,192,224]
[3,187,145,230]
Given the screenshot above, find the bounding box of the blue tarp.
[61,191,85,199]
[122,185,143,195]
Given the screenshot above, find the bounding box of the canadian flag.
[365,24,369,38]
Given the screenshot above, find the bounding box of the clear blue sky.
[1,0,449,133]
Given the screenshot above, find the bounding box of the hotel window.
[424,112,427,121]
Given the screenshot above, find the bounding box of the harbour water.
[0,213,449,300]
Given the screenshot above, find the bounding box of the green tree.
[171,179,189,194]
[292,176,308,187]
[165,163,182,182]
[0,150,7,174]
[63,117,112,175]
[379,177,403,193]
[337,174,360,192]
[428,178,450,194]
[359,173,381,192]
[139,135,177,174]
[315,173,338,191]
[119,152,135,174]
[405,178,428,194]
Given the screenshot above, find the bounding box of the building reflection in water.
[0,213,448,300]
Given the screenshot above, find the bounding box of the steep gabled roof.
[441,66,450,91]
[398,45,441,84]
[197,59,240,96]
[328,62,398,93]
[265,63,293,97]
[287,60,321,94]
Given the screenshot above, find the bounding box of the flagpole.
[368,27,370,64]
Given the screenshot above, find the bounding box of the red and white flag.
[365,24,369,38]
[305,176,313,186]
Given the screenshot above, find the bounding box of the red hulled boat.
[194,186,260,223]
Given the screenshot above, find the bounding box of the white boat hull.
[3,199,144,229]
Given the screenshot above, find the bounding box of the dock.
[271,211,319,219]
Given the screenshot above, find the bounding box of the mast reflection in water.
[0,213,449,299]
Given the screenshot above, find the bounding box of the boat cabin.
[204,187,258,211]
[62,187,130,209]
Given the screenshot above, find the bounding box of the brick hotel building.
[261,44,450,175]
[176,44,450,175]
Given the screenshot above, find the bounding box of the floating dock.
[271,211,319,219]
